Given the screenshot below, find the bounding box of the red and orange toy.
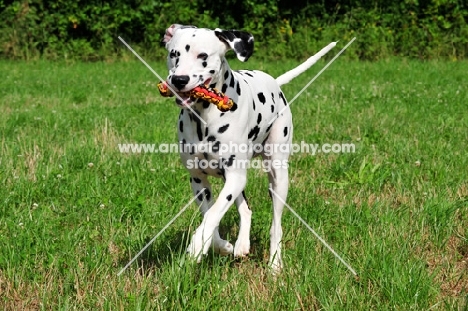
[157,82,234,112]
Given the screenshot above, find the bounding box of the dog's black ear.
[214,29,254,62]
[161,24,197,47]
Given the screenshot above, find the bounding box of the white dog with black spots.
[161,24,330,272]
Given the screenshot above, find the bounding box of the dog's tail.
[275,42,337,87]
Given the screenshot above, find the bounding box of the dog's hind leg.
[190,175,233,256]
[266,163,288,272]
[262,114,293,273]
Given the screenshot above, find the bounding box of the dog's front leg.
[188,169,247,262]
[189,175,233,256]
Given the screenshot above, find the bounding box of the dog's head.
[161,24,254,108]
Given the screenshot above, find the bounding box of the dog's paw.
[186,241,204,263]
[213,239,234,256]
[187,230,211,262]
[268,255,283,275]
[187,226,219,262]
[234,239,250,257]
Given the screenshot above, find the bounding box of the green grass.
[0,56,467,310]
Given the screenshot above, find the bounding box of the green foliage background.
[0,0,467,60]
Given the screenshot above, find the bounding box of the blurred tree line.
[0,0,467,60]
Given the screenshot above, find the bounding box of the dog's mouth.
[158,78,234,112]
[172,78,212,108]
[175,95,195,108]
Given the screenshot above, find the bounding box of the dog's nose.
[171,75,190,90]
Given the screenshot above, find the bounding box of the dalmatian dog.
[161,24,329,272]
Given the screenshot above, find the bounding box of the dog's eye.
[197,53,208,60]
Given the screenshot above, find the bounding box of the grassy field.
[0,55,467,310]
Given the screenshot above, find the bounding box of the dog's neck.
[213,57,236,92]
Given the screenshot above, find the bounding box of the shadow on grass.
[117,215,270,274]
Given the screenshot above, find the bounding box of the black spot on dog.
[220,112,225,117]
[230,102,238,112]
[179,120,184,132]
[279,92,287,106]
[257,92,266,104]
[218,124,230,133]
[248,126,260,141]
[202,61,207,68]
[222,154,236,167]
[222,83,228,93]
[252,100,256,111]
[236,82,241,96]
[203,152,209,160]
[244,71,254,77]
[207,135,216,142]
[284,127,288,137]
[229,75,235,88]
[226,194,232,201]
[203,101,210,109]
[205,189,211,201]
[257,113,262,124]
[193,177,202,183]
[271,105,275,113]
[185,44,190,52]
[271,92,275,103]
[224,70,230,80]
[195,118,203,141]
[205,127,209,137]
[266,123,273,133]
